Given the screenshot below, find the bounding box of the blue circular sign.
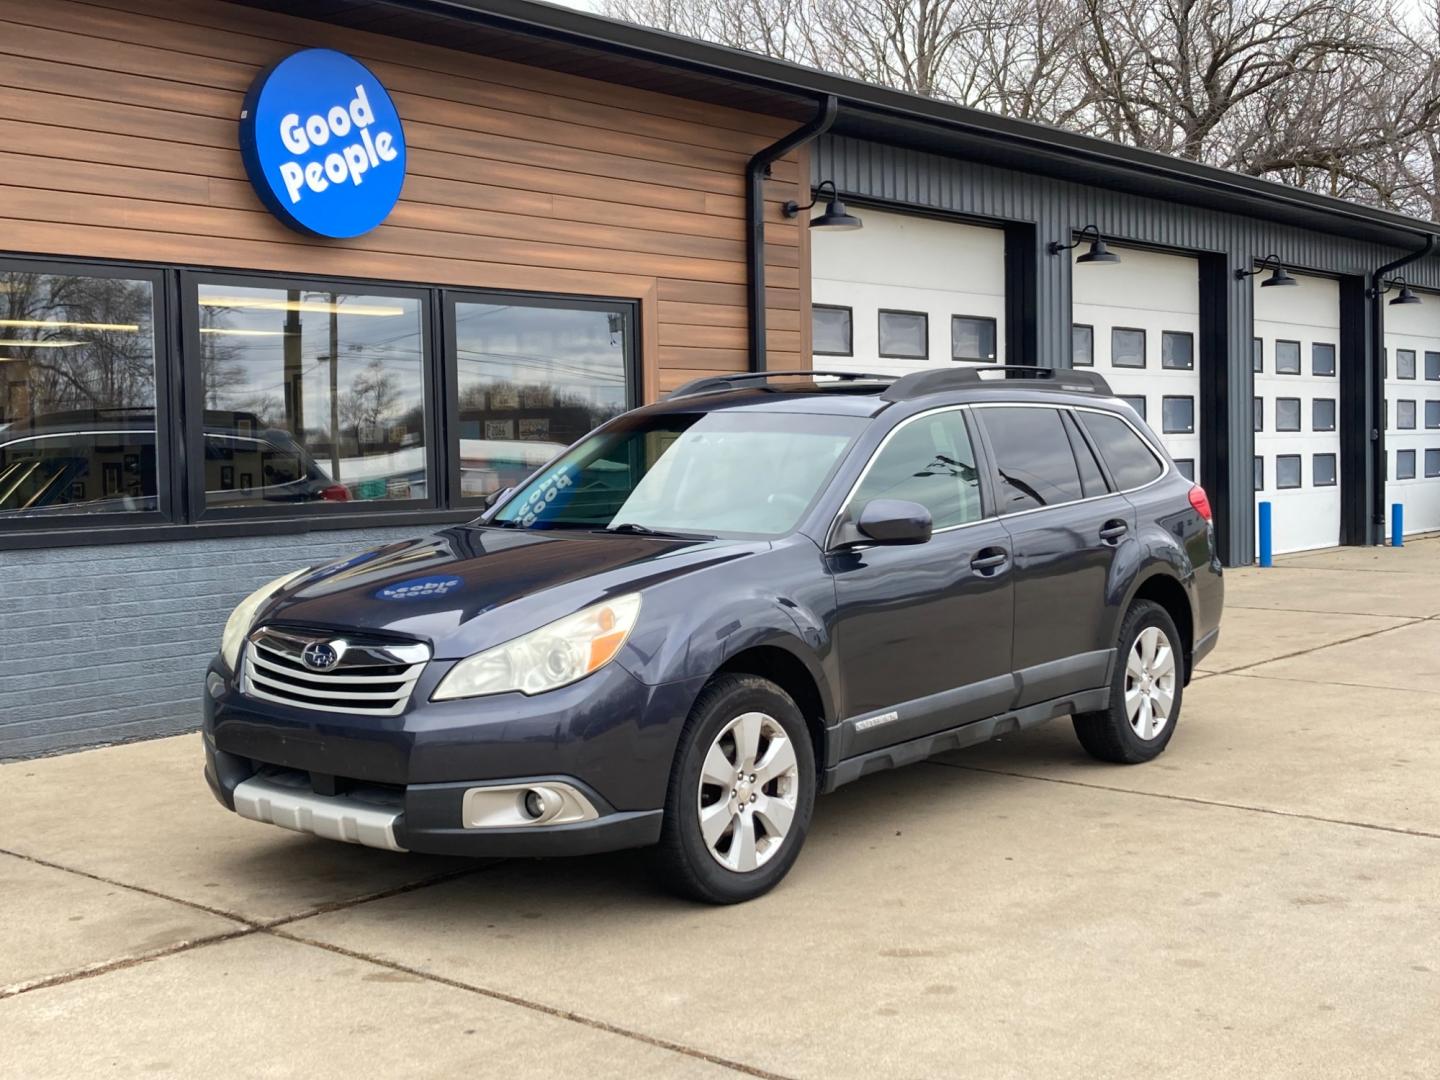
[239,49,406,239]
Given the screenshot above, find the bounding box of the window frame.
[1428,448,1440,479]
[1426,351,1440,381]
[1160,330,1194,371]
[1312,397,1337,432]
[1252,337,1263,373]
[1312,341,1337,377]
[877,308,929,360]
[1397,398,1418,431]
[1396,449,1417,480]
[1254,455,1264,492]
[1254,396,1264,433]
[1110,326,1147,369]
[1312,452,1337,487]
[1275,397,1302,432]
[950,314,998,363]
[180,270,438,525]
[0,255,175,537]
[441,289,640,510]
[1427,400,1440,430]
[811,303,854,357]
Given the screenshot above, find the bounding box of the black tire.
[1072,600,1185,764]
[653,673,817,904]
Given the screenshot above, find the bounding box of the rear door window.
[1078,411,1165,490]
[980,406,1084,513]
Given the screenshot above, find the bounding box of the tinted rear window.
[982,407,1083,513]
[1079,411,1165,490]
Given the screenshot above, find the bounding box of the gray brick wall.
[0,525,430,760]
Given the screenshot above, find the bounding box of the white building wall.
[1070,246,1201,480]
[1381,296,1440,536]
[811,208,1006,377]
[1253,272,1342,554]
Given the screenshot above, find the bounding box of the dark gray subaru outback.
[203,367,1222,903]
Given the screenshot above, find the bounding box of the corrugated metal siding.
[813,134,1434,564]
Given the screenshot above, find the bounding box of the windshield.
[491,409,863,537]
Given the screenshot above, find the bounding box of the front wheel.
[653,674,816,904]
[1072,600,1184,764]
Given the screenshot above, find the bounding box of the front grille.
[242,626,430,716]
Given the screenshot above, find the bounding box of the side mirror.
[855,499,933,545]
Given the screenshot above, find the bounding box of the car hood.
[257,524,758,658]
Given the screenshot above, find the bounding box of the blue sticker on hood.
[376,575,463,601]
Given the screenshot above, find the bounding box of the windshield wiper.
[604,522,716,541]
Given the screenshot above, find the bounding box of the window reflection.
[197,284,426,507]
[451,300,630,500]
[0,269,158,517]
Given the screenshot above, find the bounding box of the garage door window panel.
[1111,328,1146,368]
[1162,396,1195,434]
[1312,343,1336,377]
[1398,400,1417,430]
[1275,340,1301,375]
[1120,395,1147,420]
[1396,349,1417,380]
[879,310,928,360]
[1254,398,1264,432]
[1313,453,1337,487]
[1426,351,1440,381]
[1072,324,1094,367]
[1276,398,1302,432]
[1252,338,1263,373]
[1397,449,1417,479]
[951,316,997,362]
[1428,449,1440,478]
[1255,456,1264,491]
[1161,331,1193,370]
[0,261,167,526]
[1426,400,1440,429]
[1313,399,1336,432]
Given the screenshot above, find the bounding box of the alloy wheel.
[1125,625,1177,740]
[696,711,800,872]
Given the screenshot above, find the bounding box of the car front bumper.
[203,656,698,857]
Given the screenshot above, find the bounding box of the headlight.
[432,593,642,700]
[220,569,310,672]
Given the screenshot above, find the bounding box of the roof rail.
[879,365,1112,402]
[667,370,893,399]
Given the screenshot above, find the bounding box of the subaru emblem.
[301,641,340,671]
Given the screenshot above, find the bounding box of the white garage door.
[1253,272,1341,553]
[1071,246,1201,481]
[1382,297,1440,536]
[810,208,1005,377]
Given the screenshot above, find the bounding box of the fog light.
[206,672,227,699]
[523,789,546,820]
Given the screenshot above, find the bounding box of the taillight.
[1188,484,1212,523]
[320,483,351,502]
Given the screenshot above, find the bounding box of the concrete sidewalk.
[3,542,1439,1079]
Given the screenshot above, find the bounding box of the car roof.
[642,368,1126,420]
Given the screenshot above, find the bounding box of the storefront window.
[0,267,159,520]
[195,282,426,509]
[450,297,632,500]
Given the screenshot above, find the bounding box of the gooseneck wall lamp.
[1236,254,1298,287]
[1048,224,1121,264]
[783,179,863,231]
[1370,276,1423,306]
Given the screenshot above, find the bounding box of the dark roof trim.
[379,0,1439,244]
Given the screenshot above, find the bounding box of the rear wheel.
[1073,599,1184,764]
[654,674,816,904]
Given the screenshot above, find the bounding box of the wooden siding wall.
[0,0,811,396]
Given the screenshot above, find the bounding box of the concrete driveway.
[3,541,1438,1079]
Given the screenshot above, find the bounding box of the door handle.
[970,547,1009,575]
[1099,519,1129,543]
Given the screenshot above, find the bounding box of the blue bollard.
[1392,503,1404,548]
[1258,501,1273,567]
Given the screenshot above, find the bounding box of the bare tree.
[602,0,1440,217]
